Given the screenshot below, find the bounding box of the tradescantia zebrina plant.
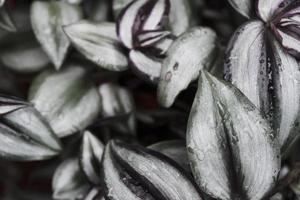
[1,0,300,199]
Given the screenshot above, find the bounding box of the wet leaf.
[158,27,218,107]
[99,83,136,135]
[0,104,62,161]
[30,1,82,69]
[64,21,128,71]
[80,131,104,185]
[187,71,280,200]
[102,140,203,200]
[257,0,287,22]
[29,65,101,137]
[53,158,91,200]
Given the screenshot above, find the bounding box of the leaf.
[64,21,128,71]
[273,4,300,59]
[148,140,190,172]
[227,0,253,18]
[0,95,32,115]
[30,1,82,69]
[117,0,170,49]
[0,105,62,161]
[257,0,291,22]
[0,0,5,7]
[169,0,193,35]
[101,140,203,200]
[269,38,300,153]
[0,6,16,32]
[52,158,91,200]
[99,83,136,135]
[158,27,218,107]
[0,32,50,73]
[226,20,300,153]
[187,71,280,200]
[29,65,101,138]
[80,131,104,185]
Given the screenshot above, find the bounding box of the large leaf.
[158,27,218,107]
[187,71,280,200]
[257,0,287,22]
[227,0,253,18]
[64,21,128,71]
[80,131,104,185]
[0,104,62,161]
[226,20,300,153]
[30,1,82,69]
[99,83,136,135]
[29,65,101,138]
[52,158,90,200]
[101,140,203,200]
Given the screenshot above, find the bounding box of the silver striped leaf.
[187,71,280,200]
[99,83,136,135]
[80,131,104,185]
[52,158,91,200]
[29,65,101,138]
[0,105,62,161]
[102,140,203,200]
[64,21,128,71]
[257,0,287,22]
[225,20,300,153]
[30,1,83,69]
[158,27,219,107]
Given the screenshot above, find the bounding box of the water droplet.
[165,71,172,82]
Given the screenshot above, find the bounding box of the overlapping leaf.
[102,140,203,200]
[227,0,253,18]
[0,6,16,32]
[30,1,82,69]
[0,99,62,160]
[29,65,101,137]
[64,21,128,71]
[187,71,280,200]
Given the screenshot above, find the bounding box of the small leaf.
[30,1,82,69]
[0,6,16,32]
[169,0,193,35]
[99,83,136,135]
[80,131,104,185]
[227,0,253,18]
[158,27,218,107]
[102,140,203,200]
[0,95,31,115]
[148,140,190,172]
[187,71,280,200]
[53,158,91,200]
[0,105,62,161]
[64,21,128,71]
[29,65,101,137]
